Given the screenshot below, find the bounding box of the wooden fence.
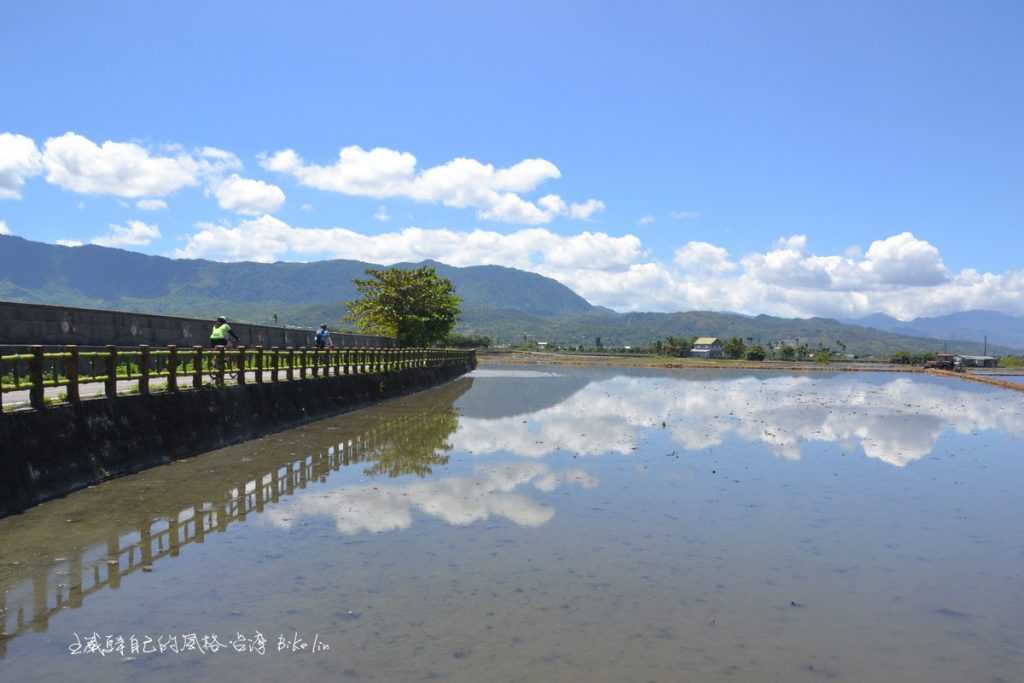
[0,345,475,411]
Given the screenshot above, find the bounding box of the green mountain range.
[0,234,1014,356]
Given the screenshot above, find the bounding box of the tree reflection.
[358,405,458,478]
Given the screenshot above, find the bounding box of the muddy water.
[2,367,1023,682]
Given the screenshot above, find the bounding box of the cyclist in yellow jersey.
[210,316,240,348]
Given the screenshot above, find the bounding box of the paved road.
[1,367,368,411]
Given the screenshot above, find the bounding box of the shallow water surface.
[2,367,1023,682]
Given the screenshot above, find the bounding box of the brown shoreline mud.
[926,368,1024,393]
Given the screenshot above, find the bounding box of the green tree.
[746,345,766,361]
[779,345,796,361]
[345,266,461,347]
[724,337,746,359]
[890,350,913,365]
[661,336,690,357]
[446,333,491,348]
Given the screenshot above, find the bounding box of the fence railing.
[0,345,475,411]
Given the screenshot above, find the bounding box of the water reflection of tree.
[359,405,459,478]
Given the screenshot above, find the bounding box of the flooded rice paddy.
[1,366,1023,682]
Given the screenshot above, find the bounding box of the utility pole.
[984,335,988,356]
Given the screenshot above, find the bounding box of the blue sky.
[1,1,1022,319]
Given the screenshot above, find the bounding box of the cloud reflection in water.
[454,374,1024,467]
[265,462,597,534]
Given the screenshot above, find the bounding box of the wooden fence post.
[66,346,81,403]
[287,347,295,381]
[299,347,308,380]
[216,346,226,387]
[105,345,118,399]
[167,345,179,392]
[139,345,151,395]
[192,346,203,389]
[29,346,45,410]
[271,347,280,382]
[256,347,264,384]
[311,348,319,378]
[237,346,246,385]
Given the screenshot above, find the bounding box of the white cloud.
[41,132,241,198]
[674,241,738,274]
[176,216,645,273]
[261,145,602,224]
[300,203,313,212]
[91,220,161,247]
[172,218,1024,318]
[374,205,390,222]
[861,231,947,286]
[568,198,605,220]
[212,174,285,215]
[0,133,44,199]
[136,199,168,211]
[0,220,11,235]
[637,215,656,225]
[670,210,701,221]
[56,239,83,247]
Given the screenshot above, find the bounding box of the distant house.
[690,337,723,359]
[956,354,998,368]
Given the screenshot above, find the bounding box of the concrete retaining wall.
[0,300,393,348]
[0,359,475,518]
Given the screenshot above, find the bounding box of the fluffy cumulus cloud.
[90,220,161,247]
[40,132,240,198]
[136,199,167,211]
[674,241,738,274]
[260,145,603,224]
[176,215,644,270]
[0,220,11,235]
[175,217,1024,319]
[212,174,286,215]
[4,130,1020,320]
[0,133,44,199]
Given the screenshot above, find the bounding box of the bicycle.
[207,340,243,385]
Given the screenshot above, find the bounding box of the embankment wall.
[0,300,392,348]
[0,360,473,517]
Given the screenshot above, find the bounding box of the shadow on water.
[0,377,474,657]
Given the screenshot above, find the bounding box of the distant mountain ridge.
[0,234,1016,356]
[0,236,592,319]
[843,310,1024,351]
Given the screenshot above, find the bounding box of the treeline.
[445,333,492,348]
[651,336,841,363]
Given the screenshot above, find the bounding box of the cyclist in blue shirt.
[315,324,334,349]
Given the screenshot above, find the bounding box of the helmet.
[217,316,226,323]
[320,323,328,329]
